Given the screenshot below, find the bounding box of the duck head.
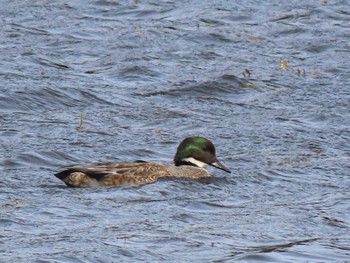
[174,136,231,173]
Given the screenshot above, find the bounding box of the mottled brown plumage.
[54,137,230,187]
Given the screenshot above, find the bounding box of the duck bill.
[210,159,231,173]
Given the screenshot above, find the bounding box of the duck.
[54,136,231,187]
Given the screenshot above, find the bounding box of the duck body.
[55,160,211,187]
[54,136,230,187]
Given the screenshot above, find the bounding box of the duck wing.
[54,161,170,187]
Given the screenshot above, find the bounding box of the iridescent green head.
[174,137,231,173]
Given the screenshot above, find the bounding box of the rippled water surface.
[1,0,350,262]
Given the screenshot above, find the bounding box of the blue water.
[1,0,349,262]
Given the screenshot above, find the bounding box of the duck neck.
[176,157,207,168]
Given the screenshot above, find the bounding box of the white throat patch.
[183,157,207,168]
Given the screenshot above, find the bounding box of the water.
[1,0,349,262]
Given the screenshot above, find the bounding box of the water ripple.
[1,0,349,262]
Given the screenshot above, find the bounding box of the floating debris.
[1,196,21,209]
[246,35,266,41]
[279,59,310,76]
[76,112,83,129]
[294,68,307,75]
[243,68,251,78]
[279,59,289,69]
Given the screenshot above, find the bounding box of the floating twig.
[76,112,83,129]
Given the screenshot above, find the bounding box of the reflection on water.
[1,0,350,262]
